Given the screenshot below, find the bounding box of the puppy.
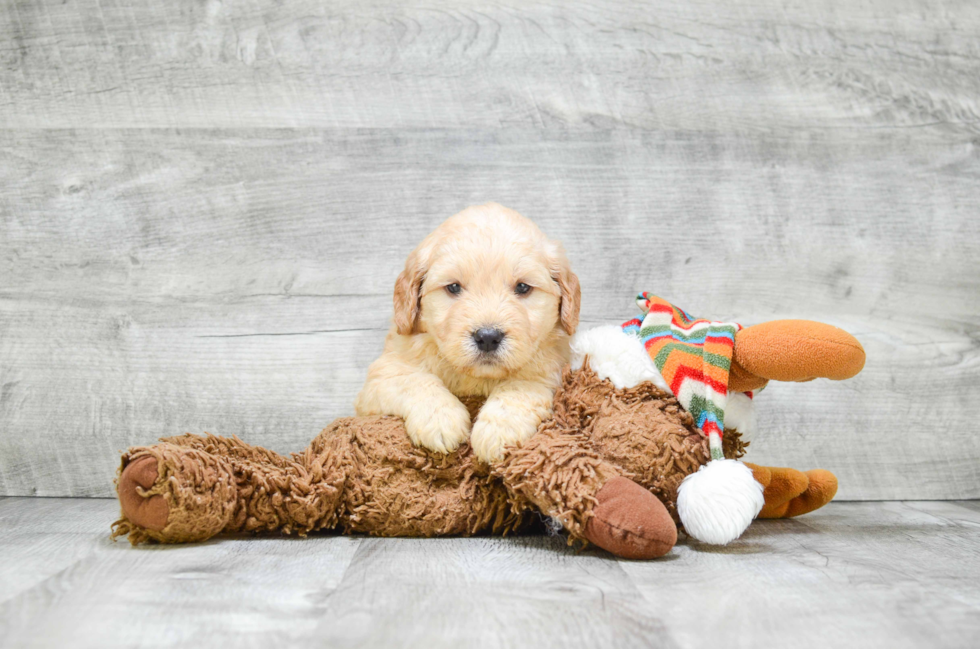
[354,203,580,463]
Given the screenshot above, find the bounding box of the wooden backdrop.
[1,0,978,499]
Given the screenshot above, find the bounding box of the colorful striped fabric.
[622,293,745,460]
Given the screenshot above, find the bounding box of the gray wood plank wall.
[1,0,978,499]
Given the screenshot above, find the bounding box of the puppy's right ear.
[393,247,427,336]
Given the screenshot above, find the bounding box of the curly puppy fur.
[354,203,580,463]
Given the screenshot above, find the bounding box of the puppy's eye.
[515,282,532,296]
[446,283,462,296]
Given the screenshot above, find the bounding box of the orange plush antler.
[726,319,863,520]
[729,320,866,393]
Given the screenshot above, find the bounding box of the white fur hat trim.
[570,325,669,391]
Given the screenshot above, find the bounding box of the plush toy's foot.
[112,442,239,545]
[729,320,866,392]
[746,463,838,518]
[583,477,677,559]
[117,456,169,531]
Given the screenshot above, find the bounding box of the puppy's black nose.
[472,327,505,353]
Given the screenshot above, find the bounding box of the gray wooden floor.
[1,498,978,649]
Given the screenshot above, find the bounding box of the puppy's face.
[393,204,580,380]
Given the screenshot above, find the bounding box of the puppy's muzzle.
[472,327,505,354]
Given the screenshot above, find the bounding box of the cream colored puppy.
[354,203,580,463]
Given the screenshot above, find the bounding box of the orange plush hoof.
[748,463,808,518]
[785,469,838,517]
[733,320,866,385]
[747,463,838,519]
[584,476,677,559]
[117,456,169,531]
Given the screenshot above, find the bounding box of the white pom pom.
[677,459,764,545]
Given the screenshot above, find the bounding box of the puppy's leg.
[470,380,555,464]
[355,357,471,454]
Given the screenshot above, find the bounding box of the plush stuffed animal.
[113,298,865,560]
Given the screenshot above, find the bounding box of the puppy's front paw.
[470,410,539,464]
[405,398,472,454]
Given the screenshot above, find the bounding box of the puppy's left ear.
[547,241,581,335]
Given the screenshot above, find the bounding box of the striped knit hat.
[622,293,750,461]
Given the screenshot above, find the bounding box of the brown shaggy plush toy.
[113,318,865,560]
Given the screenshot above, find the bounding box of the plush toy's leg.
[115,418,527,545]
[745,463,838,519]
[320,416,525,538]
[729,320,866,393]
[113,432,346,545]
[496,420,677,560]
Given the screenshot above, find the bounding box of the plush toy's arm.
[729,320,866,393]
[496,425,678,560]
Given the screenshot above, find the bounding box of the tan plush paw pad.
[584,476,677,560]
[118,456,170,531]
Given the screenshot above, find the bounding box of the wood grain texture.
[1,0,979,131]
[2,128,978,498]
[1,498,979,648]
[1,1,979,499]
